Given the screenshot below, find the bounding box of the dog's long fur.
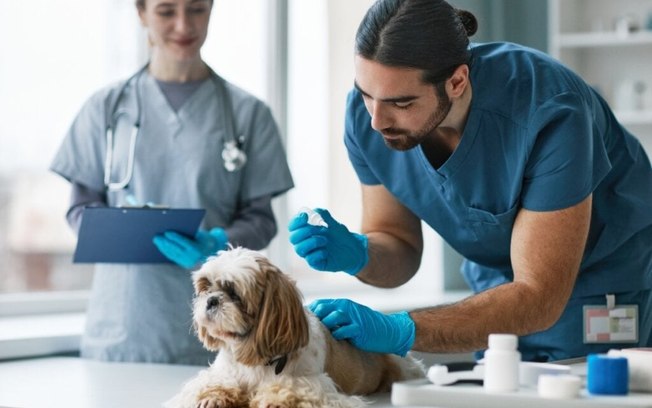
[165,247,425,408]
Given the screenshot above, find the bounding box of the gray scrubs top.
[50,70,294,364]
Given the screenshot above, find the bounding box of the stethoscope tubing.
[104,121,138,191]
[104,65,146,191]
[104,64,245,191]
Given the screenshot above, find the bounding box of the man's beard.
[382,92,452,151]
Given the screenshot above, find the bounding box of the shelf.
[549,0,652,141]
[558,31,652,48]
[615,110,652,126]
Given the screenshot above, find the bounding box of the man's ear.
[447,64,469,98]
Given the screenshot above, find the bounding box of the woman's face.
[138,0,212,62]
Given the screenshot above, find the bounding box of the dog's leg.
[165,368,249,408]
[196,386,248,408]
[249,376,367,408]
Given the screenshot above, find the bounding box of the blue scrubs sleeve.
[522,92,611,211]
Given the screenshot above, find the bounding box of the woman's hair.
[135,0,213,10]
[355,0,478,86]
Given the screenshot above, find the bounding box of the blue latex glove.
[288,208,368,275]
[309,298,416,357]
[153,227,228,269]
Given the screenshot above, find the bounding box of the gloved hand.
[288,208,368,275]
[153,227,228,269]
[309,298,416,356]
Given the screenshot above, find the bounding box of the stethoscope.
[104,64,247,191]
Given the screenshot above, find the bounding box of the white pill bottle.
[483,333,521,393]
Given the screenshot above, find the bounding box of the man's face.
[354,56,452,151]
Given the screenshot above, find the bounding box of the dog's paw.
[251,395,317,408]
[251,401,291,408]
[250,395,293,408]
[196,397,219,408]
[196,397,231,408]
[196,387,247,408]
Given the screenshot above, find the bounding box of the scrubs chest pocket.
[466,204,520,244]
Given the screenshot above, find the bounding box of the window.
[0,0,143,299]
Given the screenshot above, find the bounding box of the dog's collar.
[266,354,288,375]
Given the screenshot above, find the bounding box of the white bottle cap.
[298,207,328,228]
[538,374,582,399]
[488,333,517,350]
[519,362,571,387]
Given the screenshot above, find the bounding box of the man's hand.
[288,208,368,275]
[309,298,415,356]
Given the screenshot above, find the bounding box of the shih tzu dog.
[165,247,425,408]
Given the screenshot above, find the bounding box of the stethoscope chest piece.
[222,136,247,172]
[105,64,248,189]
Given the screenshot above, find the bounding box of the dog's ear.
[193,274,210,296]
[237,258,309,366]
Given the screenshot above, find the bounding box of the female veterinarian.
[50,0,293,364]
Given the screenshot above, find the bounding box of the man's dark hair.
[355,0,478,87]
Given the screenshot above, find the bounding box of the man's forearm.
[355,232,422,288]
[410,281,560,353]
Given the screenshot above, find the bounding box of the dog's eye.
[223,282,241,303]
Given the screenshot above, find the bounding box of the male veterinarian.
[289,0,652,362]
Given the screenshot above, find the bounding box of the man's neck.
[422,82,473,169]
[440,81,472,136]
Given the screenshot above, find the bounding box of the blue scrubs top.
[344,42,652,360]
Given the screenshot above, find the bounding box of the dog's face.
[192,247,309,366]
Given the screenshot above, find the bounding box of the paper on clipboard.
[73,207,205,263]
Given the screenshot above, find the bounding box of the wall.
[326,0,374,228]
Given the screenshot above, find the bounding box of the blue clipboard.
[73,207,206,263]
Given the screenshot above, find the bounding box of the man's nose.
[369,102,391,132]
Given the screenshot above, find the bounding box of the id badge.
[583,294,638,343]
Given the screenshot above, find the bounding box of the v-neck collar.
[143,72,213,123]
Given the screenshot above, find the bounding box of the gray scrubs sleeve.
[50,87,114,192]
[66,182,107,234]
[224,195,276,250]
[234,94,294,201]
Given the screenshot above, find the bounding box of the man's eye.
[157,10,175,17]
[394,102,411,109]
[188,7,208,14]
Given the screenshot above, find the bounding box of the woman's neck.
[148,54,210,82]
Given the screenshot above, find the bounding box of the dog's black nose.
[206,296,220,310]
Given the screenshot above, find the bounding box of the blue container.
[586,354,629,395]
